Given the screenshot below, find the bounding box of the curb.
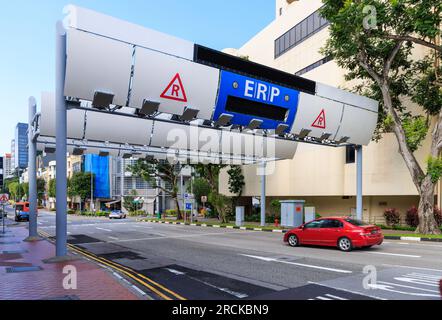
[139,219,288,233]
[384,235,442,243]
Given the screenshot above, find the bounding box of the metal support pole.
[190,166,194,224]
[260,160,266,227]
[180,166,184,221]
[120,157,124,206]
[356,145,363,220]
[25,97,39,241]
[55,21,68,257]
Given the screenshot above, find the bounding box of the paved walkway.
[0,222,139,300]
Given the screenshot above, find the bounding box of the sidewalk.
[0,222,140,300]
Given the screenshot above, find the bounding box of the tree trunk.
[379,86,440,234]
[174,197,182,220]
[417,176,441,234]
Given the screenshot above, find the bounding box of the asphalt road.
[7,208,442,300]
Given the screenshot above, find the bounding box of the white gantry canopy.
[35,5,378,164]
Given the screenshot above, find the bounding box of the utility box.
[280,200,305,228]
[304,206,316,224]
[236,206,245,227]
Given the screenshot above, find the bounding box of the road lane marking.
[308,282,386,300]
[316,296,332,300]
[378,281,439,293]
[240,254,353,274]
[367,252,421,258]
[325,294,348,300]
[95,227,112,232]
[88,230,249,244]
[108,236,119,241]
[382,264,442,272]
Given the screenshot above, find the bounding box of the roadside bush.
[49,208,56,212]
[165,209,177,216]
[383,208,401,227]
[434,207,442,227]
[67,209,76,215]
[315,213,322,219]
[129,210,146,216]
[405,206,419,227]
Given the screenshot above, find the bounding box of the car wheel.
[287,234,299,247]
[338,237,353,252]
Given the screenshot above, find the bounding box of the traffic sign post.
[0,194,8,234]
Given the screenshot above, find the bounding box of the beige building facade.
[219,0,439,224]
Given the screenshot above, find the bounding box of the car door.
[301,220,324,244]
[320,219,344,246]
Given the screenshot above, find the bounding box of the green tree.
[9,182,23,201]
[48,179,56,198]
[186,177,211,208]
[123,189,143,213]
[227,166,245,214]
[321,0,442,234]
[69,172,93,210]
[129,159,183,219]
[191,164,231,223]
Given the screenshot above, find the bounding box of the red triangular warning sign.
[311,109,326,129]
[160,73,188,102]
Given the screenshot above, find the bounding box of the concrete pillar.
[260,161,266,227]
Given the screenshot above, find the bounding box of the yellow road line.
[69,243,187,300]
[38,230,186,301]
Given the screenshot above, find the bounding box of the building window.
[345,145,356,164]
[274,7,329,58]
[295,55,333,76]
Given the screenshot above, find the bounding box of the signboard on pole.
[0,194,9,204]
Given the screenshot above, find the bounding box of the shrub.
[434,207,442,227]
[384,208,401,227]
[67,209,76,215]
[129,210,146,216]
[406,206,442,227]
[405,206,419,227]
[165,209,177,216]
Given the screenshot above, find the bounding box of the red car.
[283,217,383,252]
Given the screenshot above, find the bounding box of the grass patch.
[384,233,442,239]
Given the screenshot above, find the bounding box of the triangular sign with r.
[160,73,188,102]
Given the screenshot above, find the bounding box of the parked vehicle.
[283,217,384,252]
[14,202,38,222]
[109,210,127,219]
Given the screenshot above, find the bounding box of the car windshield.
[15,205,24,211]
[345,218,369,226]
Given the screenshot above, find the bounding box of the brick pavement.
[0,224,140,300]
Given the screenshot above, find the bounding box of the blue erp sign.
[213,71,300,132]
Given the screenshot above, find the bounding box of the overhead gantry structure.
[27,5,378,258]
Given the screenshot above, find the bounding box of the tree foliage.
[321,0,442,234]
[69,172,93,203]
[129,158,183,219]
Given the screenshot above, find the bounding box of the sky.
[0,0,274,155]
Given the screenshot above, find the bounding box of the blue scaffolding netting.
[84,154,110,199]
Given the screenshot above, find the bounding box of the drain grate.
[68,235,102,244]
[99,251,144,261]
[6,266,43,273]
[2,250,28,254]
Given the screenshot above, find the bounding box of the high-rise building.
[14,123,29,171]
[4,153,12,178]
[10,139,15,176]
[0,156,3,190]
